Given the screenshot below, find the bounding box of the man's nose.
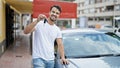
[53,12,57,16]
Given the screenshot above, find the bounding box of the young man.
[24,5,68,68]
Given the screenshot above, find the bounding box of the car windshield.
[62,32,120,58]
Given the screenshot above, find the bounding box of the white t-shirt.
[32,20,62,60]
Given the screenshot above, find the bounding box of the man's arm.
[56,38,69,64]
[23,20,37,34]
[24,14,46,34]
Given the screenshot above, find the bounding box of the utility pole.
[113,0,117,28]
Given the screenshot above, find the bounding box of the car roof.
[61,28,102,34]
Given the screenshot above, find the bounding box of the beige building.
[74,0,120,28]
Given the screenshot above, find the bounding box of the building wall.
[75,0,120,28]
[0,0,6,56]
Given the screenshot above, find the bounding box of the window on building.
[81,10,84,14]
[106,5,114,11]
[106,17,111,21]
[78,10,80,14]
[84,9,89,14]
[89,0,95,4]
[79,10,84,14]
[99,7,105,12]
[101,7,106,12]
[99,17,104,21]
[84,0,90,5]
[102,0,107,2]
[96,8,100,13]
[88,17,93,21]
[95,0,102,3]
[106,0,110,2]
[90,8,95,13]
[115,5,120,11]
[81,2,84,7]
[95,17,97,21]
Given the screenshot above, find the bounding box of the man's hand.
[37,14,47,22]
[60,58,69,65]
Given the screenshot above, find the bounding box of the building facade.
[75,0,120,28]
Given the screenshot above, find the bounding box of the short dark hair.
[50,5,62,13]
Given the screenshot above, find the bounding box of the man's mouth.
[51,15,57,19]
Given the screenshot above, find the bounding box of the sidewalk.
[0,31,32,68]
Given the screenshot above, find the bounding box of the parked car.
[114,28,120,37]
[105,32,120,41]
[55,29,120,68]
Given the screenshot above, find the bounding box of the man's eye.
[51,11,60,15]
[52,11,55,13]
[56,12,59,15]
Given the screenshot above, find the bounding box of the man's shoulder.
[54,25,60,30]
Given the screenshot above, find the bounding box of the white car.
[114,28,120,37]
[55,28,120,68]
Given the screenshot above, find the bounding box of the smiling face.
[49,7,61,22]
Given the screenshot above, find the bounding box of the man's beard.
[50,15,57,22]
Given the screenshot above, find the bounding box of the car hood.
[65,56,120,68]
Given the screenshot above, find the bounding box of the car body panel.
[66,56,120,68]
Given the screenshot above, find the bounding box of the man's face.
[49,7,60,22]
